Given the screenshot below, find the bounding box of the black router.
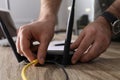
[0,0,75,66]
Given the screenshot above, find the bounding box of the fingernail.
[39,57,45,64]
[72,58,77,64]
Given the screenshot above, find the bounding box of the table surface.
[0,34,120,80]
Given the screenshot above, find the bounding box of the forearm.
[107,0,120,18]
[39,0,61,21]
[95,0,120,33]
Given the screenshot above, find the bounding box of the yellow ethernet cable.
[21,59,39,80]
[21,59,69,80]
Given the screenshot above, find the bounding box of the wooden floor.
[0,34,120,80]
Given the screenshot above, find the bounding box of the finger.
[80,40,104,62]
[17,28,20,34]
[16,28,23,55]
[70,31,85,50]
[20,35,36,62]
[71,34,94,64]
[37,41,49,64]
[16,36,23,55]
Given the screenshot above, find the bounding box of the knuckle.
[74,48,84,58]
[72,42,79,48]
[78,45,87,52]
[19,26,25,31]
[74,51,81,58]
[19,26,28,35]
[89,27,97,35]
[91,27,96,33]
[17,49,22,54]
[16,48,24,55]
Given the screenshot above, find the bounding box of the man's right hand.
[16,18,55,64]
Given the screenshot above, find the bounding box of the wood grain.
[0,34,120,80]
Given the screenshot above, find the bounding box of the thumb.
[37,42,48,64]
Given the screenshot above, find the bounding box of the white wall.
[9,0,40,27]
[65,0,94,34]
[0,0,68,30]
[0,0,8,9]
[0,0,94,30]
[9,0,69,30]
[75,0,94,22]
[56,0,68,30]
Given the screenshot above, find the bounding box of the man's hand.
[71,16,112,64]
[16,19,55,64]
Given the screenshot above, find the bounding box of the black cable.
[46,60,69,80]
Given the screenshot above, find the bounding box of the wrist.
[101,11,120,37]
[38,13,57,27]
[95,16,112,32]
[107,0,120,18]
